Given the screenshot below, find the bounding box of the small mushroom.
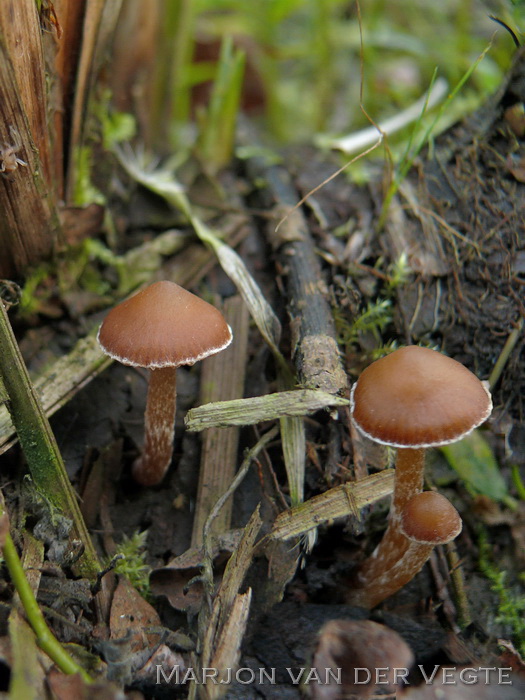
[350,491,462,608]
[311,619,414,699]
[347,346,491,606]
[97,281,232,486]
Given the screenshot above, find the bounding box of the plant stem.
[167,0,195,138]
[196,37,246,174]
[511,464,525,501]
[488,318,523,391]
[0,496,92,683]
[446,542,472,628]
[0,300,99,578]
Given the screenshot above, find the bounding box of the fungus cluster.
[98,281,232,486]
[347,345,492,608]
[98,288,491,608]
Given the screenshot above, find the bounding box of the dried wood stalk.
[192,296,250,546]
[204,591,252,699]
[0,31,61,277]
[269,470,395,541]
[0,0,52,185]
[244,152,348,395]
[195,508,262,699]
[243,143,348,504]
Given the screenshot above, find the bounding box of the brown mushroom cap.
[97,281,233,369]
[400,491,462,544]
[350,346,492,448]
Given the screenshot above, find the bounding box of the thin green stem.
[0,301,99,578]
[446,542,472,629]
[488,318,523,390]
[511,464,525,501]
[169,0,195,136]
[0,497,92,682]
[196,37,246,174]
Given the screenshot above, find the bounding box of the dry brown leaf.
[109,577,161,653]
[150,530,243,612]
[47,668,127,700]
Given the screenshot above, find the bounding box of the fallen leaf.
[109,577,161,653]
[150,530,243,612]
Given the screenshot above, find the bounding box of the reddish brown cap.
[97,281,232,368]
[350,346,492,448]
[400,491,462,544]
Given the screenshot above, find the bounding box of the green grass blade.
[196,36,246,173]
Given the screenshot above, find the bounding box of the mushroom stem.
[349,447,425,591]
[392,447,425,513]
[348,490,462,608]
[132,367,178,486]
[348,540,434,609]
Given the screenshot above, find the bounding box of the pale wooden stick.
[191,296,249,546]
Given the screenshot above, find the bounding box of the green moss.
[334,297,393,349]
[477,527,525,657]
[111,531,152,600]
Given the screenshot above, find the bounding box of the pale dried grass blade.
[280,415,306,506]
[270,470,395,541]
[197,228,284,364]
[185,390,348,432]
[203,590,252,699]
[213,508,262,631]
[196,508,262,699]
[319,78,448,154]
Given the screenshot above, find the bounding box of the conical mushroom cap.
[97,281,232,369]
[350,346,492,448]
[400,491,462,544]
